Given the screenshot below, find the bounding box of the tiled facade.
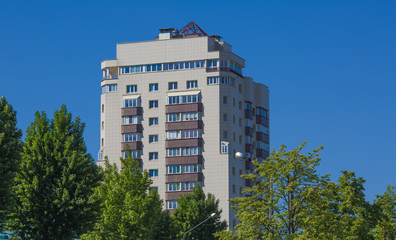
[98,24,270,226]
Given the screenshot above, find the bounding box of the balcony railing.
[102,75,119,80]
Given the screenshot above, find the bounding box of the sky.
[1,0,395,201]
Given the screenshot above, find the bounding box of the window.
[239,118,242,127]
[182,182,197,191]
[239,101,242,109]
[120,64,162,74]
[187,80,198,89]
[123,150,141,159]
[223,96,227,104]
[233,98,235,106]
[101,121,104,130]
[102,84,117,93]
[233,184,236,193]
[245,101,252,111]
[163,60,205,71]
[233,132,236,141]
[182,164,202,173]
[246,136,253,144]
[149,117,158,126]
[101,138,104,147]
[181,129,200,138]
[257,141,269,151]
[149,169,158,177]
[123,116,140,125]
[149,100,158,109]
[167,165,181,174]
[123,133,140,142]
[167,131,181,140]
[167,148,180,157]
[257,108,268,118]
[239,84,242,93]
[239,169,243,176]
[232,167,236,176]
[167,183,180,191]
[124,98,140,107]
[149,152,158,160]
[257,125,269,134]
[149,83,158,92]
[223,113,227,122]
[168,82,178,90]
[102,104,104,113]
[167,200,178,209]
[167,94,201,105]
[207,59,218,67]
[181,147,200,156]
[223,131,228,139]
[182,112,199,121]
[221,141,229,154]
[149,187,158,194]
[127,85,137,93]
[233,115,236,124]
[167,113,180,122]
[239,135,242,144]
[246,119,252,127]
[240,187,243,196]
[149,135,158,143]
[207,76,233,86]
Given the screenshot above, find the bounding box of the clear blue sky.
[1,0,395,201]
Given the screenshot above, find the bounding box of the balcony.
[102,75,119,80]
[166,155,203,165]
[121,107,142,116]
[165,172,203,183]
[245,160,252,170]
[165,103,203,114]
[165,120,203,131]
[165,191,193,201]
[256,115,269,126]
[256,149,269,159]
[245,110,253,119]
[245,179,251,187]
[166,138,203,148]
[121,141,142,151]
[121,124,142,134]
[245,144,254,153]
[205,66,243,77]
[256,132,269,143]
[245,127,253,136]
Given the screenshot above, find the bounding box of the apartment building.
[98,22,270,228]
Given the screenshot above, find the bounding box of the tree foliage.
[173,185,227,240]
[373,185,396,239]
[8,105,101,239]
[82,156,173,240]
[0,97,22,230]
[216,142,382,240]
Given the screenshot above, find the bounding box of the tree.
[0,97,22,230]
[8,105,101,239]
[81,156,174,240]
[172,185,227,240]
[217,142,325,240]
[372,185,396,239]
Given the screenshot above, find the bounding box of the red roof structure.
[178,21,207,36]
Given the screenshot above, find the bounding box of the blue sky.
[1,0,395,201]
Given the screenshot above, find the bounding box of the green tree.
[8,105,101,239]
[0,97,22,230]
[173,185,227,240]
[372,185,396,239]
[217,142,326,240]
[82,156,174,240]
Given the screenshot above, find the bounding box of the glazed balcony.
[165,103,203,114]
[121,124,142,134]
[121,141,142,151]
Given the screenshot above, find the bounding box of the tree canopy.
[0,97,22,230]
[173,185,227,240]
[8,105,101,239]
[82,156,173,240]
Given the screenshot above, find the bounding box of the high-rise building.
[98,22,269,227]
